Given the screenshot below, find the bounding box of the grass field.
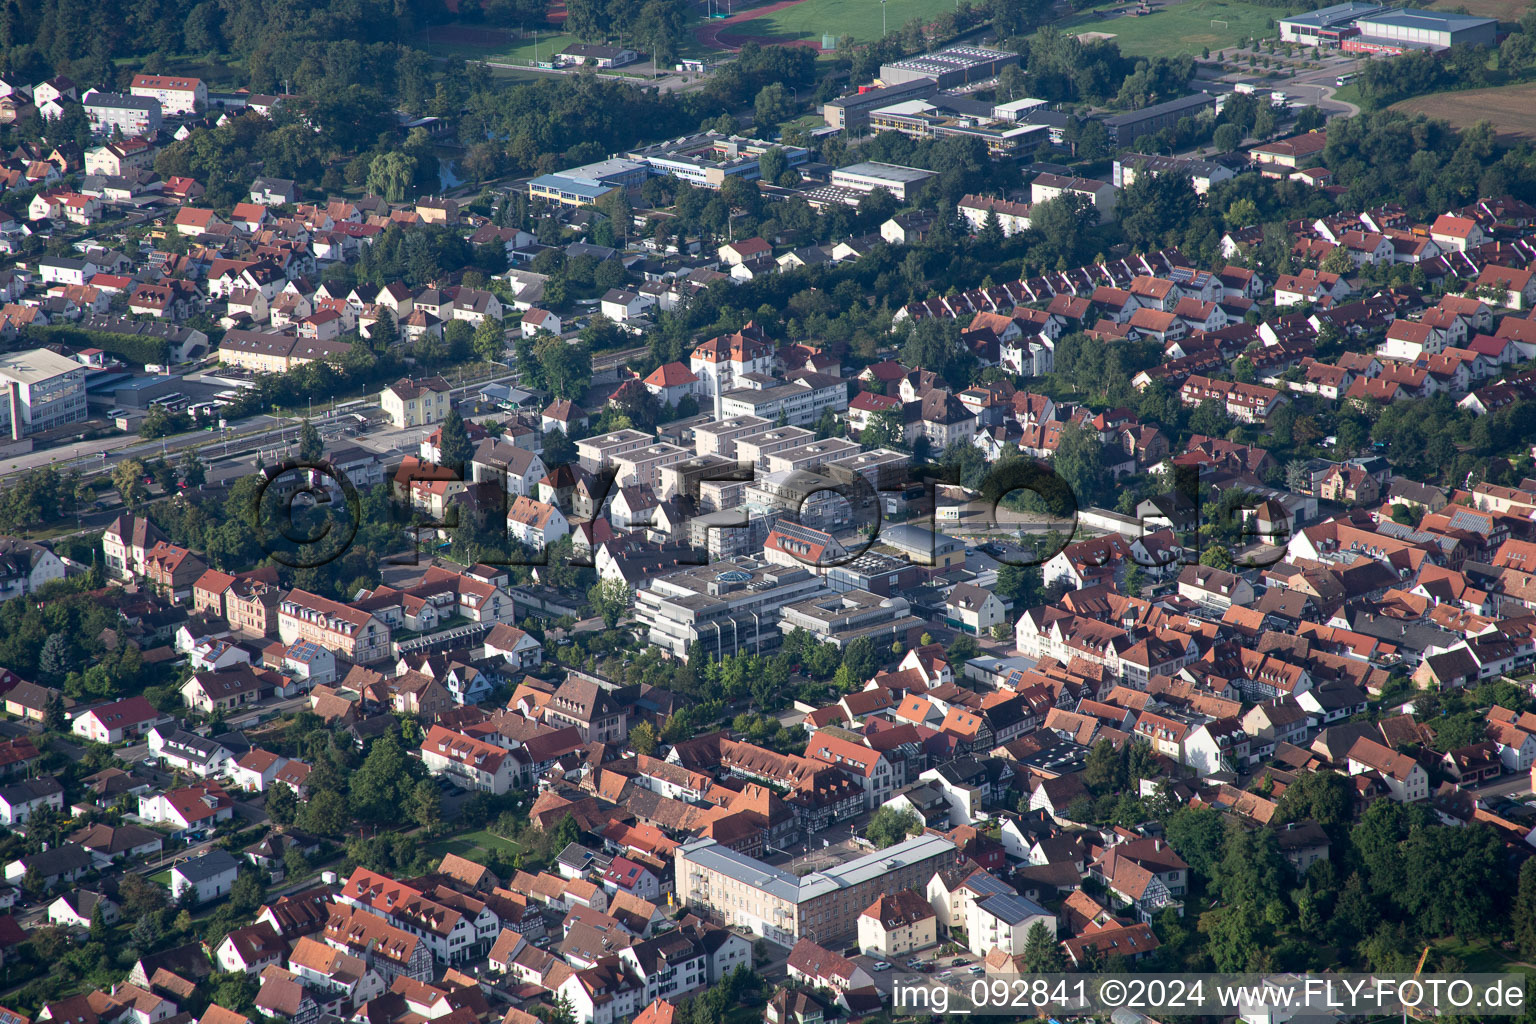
[725,0,961,47]
[425,828,525,865]
[1425,0,1529,20]
[421,24,579,66]
[1393,81,1536,141]
[1052,0,1284,58]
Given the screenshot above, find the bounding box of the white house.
[964,892,1054,957]
[168,849,240,904]
[0,777,64,825]
[71,695,168,744]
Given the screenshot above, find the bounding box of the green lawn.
[425,828,526,865]
[727,0,965,47]
[148,869,171,885]
[1051,0,1286,58]
[1431,937,1536,978]
[421,26,580,67]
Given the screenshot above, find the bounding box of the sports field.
[421,23,578,66]
[721,0,964,48]
[1394,82,1536,142]
[1053,0,1283,58]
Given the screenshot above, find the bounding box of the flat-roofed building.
[719,372,849,427]
[735,426,816,470]
[822,79,938,130]
[1279,2,1384,43]
[626,132,808,189]
[0,347,87,436]
[1345,7,1496,52]
[634,556,830,660]
[829,162,939,202]
[692,415,772,458]
[776,589,925,649]
[612,441,692,491]
[577,428,655,473]
[675,834,957,946]
[762,438,862,476]
[1102,93,1215,146]
[879,46,1019,88]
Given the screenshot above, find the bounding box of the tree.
[1514,858,1536,958]
[757,146,788,188]
[302,788,350,838]
[552,813,581,850]
[39,634,72,682]
[44,689,66,731]
[112,458,148,507]
[1053,424,1105,509]
[350,733,417,823]
[180,448,206,488]
[474,317,507,364]
[1189,399,1231,437]
[1084,738,1122,795]
[230,871,265,915]
[1213,122,1243,153]
[412,778,443,834]
[298,418,324,463]
[860,406,905,449]
[629,721,659,757]
[536,336,591,399]
[438,407,474,470]
[266,782,298,825]
[1322,244,1355,276]
[367,151,416,202]
[588,578,633,629]
[753,83,794,130]
[1022,920,1065,972]
[865,806,920,848]
[1201,544,1233,570]
[540,994,579,1024]
[1274,768,1352,826]
[1164,805,1224,879]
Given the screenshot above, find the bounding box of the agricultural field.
[719,0,965,48]
[1393,81,1536,142]
[1053,0,1285,58]
[1425,0,1529,21]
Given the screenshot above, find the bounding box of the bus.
[1336,72,1357,87]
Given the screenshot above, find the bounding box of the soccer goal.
[1211,18,1229,29]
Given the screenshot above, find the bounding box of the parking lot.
[851,946,984,995]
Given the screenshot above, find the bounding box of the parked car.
[872,961,891,972]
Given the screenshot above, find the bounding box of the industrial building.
[878,45,1019,89]
[0,348,89,438]
[1345,7,1497,52]
[675,834,957,945]
[1102,93,1215,146]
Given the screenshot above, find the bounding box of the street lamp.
[881,0,888,37]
